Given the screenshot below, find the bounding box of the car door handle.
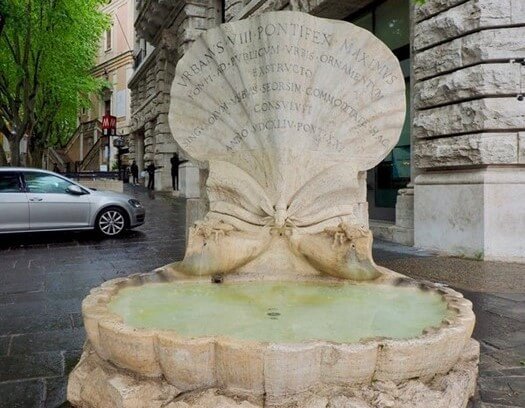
[29,197,43,202]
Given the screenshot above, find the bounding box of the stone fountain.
[68,11,479,408]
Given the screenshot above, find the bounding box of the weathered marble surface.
[168,11,406,280]
[414,133,520,169]
[414,63,523,109]
[414,98,525,139]
[68,337,479,408]
[414,27,525,80]
[415,168,525,262]
[414,0,525,51]
[414,0,466,22]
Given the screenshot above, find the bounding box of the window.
[375,0,409,51]
[346,0,411,213]
[347,0,409,55]
[24,172,73,194]
[0,172,22,193]
[353,12,373,32]
[106,27,112,50]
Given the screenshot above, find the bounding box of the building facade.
[129,0,525,263]
[89,0,136,171]
[45,0,136,173]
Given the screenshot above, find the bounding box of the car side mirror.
[66,185,86,195]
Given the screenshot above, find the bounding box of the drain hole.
[267,312,280,317]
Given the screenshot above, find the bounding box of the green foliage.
[0,0,108,165]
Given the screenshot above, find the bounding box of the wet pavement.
[0,186,186,407]
[375,241,525,408]
[0,186,523,407]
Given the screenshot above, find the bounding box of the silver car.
[0,168,145,237]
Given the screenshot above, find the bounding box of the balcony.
[135,0,181,45]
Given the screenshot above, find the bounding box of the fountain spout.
[211,274,224,284]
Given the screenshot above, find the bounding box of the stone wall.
[412,0,525,261]
[224,0,376,21]
[129,0,211,192]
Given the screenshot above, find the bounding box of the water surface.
[109,281,450,343]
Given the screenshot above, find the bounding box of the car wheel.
[96,207,127,237]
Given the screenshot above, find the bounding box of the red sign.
[102,114,117,136]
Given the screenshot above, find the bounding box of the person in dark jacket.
[146,162,157,190]
[130,160,139,185]
[170,153,188,191]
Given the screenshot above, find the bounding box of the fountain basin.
[80,266,475,399]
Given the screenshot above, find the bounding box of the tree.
[0,0,108,166]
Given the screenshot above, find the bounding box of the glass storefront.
[346,0,411,220]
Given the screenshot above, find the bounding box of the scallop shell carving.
[168,11,406,279]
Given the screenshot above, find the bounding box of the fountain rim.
[81,264,475,395]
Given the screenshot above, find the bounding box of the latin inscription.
[173,16,403,158]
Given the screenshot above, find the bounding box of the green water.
[108,281,450,343]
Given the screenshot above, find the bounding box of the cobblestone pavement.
[0,188,523,407]
[0,186,186,407]
[375,242,525,408]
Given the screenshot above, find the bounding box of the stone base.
[179,162,200,198]
[370,220,414,247]
[68,340,479,408]
[415,168,525,262]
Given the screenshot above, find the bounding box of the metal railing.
[64,171,120,181]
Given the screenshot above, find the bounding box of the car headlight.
[128,199,143,209]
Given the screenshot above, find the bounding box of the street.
[0,186,523,407]
[0,186,186,407]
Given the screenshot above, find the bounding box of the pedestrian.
[130,160,139,185]
[53,163,60,174]
[146,162,162,190]
[170,152,188,191]
[146,163,155,190]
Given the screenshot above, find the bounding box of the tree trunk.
[0,144,7,166]
[29,146,43,168]
[9,133,22,166]
[0,149,7,166]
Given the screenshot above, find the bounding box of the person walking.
[130,160,139,185]
[146,162,157,190]
[170,153,188,191]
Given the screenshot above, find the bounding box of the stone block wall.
[129,0,211,192]
[412,0,525,170]
[412,0,525,261]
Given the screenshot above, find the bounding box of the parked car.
[0,168,145,237]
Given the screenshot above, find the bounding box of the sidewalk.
[374,240,525,408]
